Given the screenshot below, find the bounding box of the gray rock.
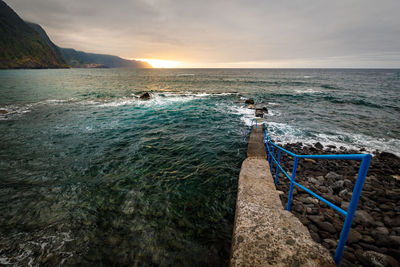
[354,210,375,226]
[347,229,362,243]
[325,171,343,181]
[322,238,337,249]
[376,227,389,235]
[362,235,375,244]
[139,92,151,99]
[245,99,254,104]
[308,177,319,185]
[332,180,345,192]
[314,142,323,149]
[341,201,350,210]
[315,221,336,234]
[358,251,399,267]
[338,189,348,198]
[389,235,400,247]
[343,179,353,188]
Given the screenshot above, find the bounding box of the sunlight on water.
[0,68,399,265]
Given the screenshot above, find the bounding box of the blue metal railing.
[250,118,258,129]
[263,127,371,265]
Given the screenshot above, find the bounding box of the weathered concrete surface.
[230,126,335,267]
[247,125,266,158]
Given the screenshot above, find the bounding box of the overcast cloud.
[6,0,400,67]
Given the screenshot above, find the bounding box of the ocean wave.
[265,122,400,156]
[0,93,241,118]
[0,104,33,120]
[294,88,323,94]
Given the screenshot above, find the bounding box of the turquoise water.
[0,68,399,265]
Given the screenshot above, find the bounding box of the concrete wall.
[230,126,335,266]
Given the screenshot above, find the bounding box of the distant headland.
[0,0,151,69]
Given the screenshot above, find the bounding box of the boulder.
[347,229,362,243]
[0,109,8,114]
[139,92,151,100]
[314,142,323,149]
[325,171,343,181]
[354,210,375,226]
[244,99,254,104]
[255,109,263,118]
[357,251,399,267]
[248,104,255,109]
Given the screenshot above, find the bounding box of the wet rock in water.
[245,99,254,104]
[262,106,268,113]
[255,109,263,118]
[314,142,323,149]
[0,109,8,114]
[248,104,255,109]
[140,92,151,100]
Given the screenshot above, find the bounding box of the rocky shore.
[271,142,400,266]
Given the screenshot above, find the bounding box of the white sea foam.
[294,88,323,94]
[0,104,33,120]
[265,122,400,156]
[267,102,280,106]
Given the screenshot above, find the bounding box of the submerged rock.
[245,99,254,104]
[140,92,151,100]
[314,142,323,149]
[255,109,263,118]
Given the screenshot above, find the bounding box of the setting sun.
[138,59,181,68]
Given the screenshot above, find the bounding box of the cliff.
[0,0,68,69]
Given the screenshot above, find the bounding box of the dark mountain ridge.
[0,0,68,69]
[0,0,150,69]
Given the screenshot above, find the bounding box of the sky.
[6,0,400,68]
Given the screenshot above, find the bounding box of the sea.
[0,68,399,266]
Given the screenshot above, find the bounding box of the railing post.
[270,146,275,173]
[334,154,371,265]
[274,149,281,187]
[286,156,298,211]
[268,143,272,166]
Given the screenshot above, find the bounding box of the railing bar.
[269,152,293,182]
[274,150,281,186]
[292,181,348,216]
[286,157,298,210]
[334,154,372,264]
[298,154,365,160]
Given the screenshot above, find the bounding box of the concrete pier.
[230,126,335,266]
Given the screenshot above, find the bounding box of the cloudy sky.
[7,0,400,68]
